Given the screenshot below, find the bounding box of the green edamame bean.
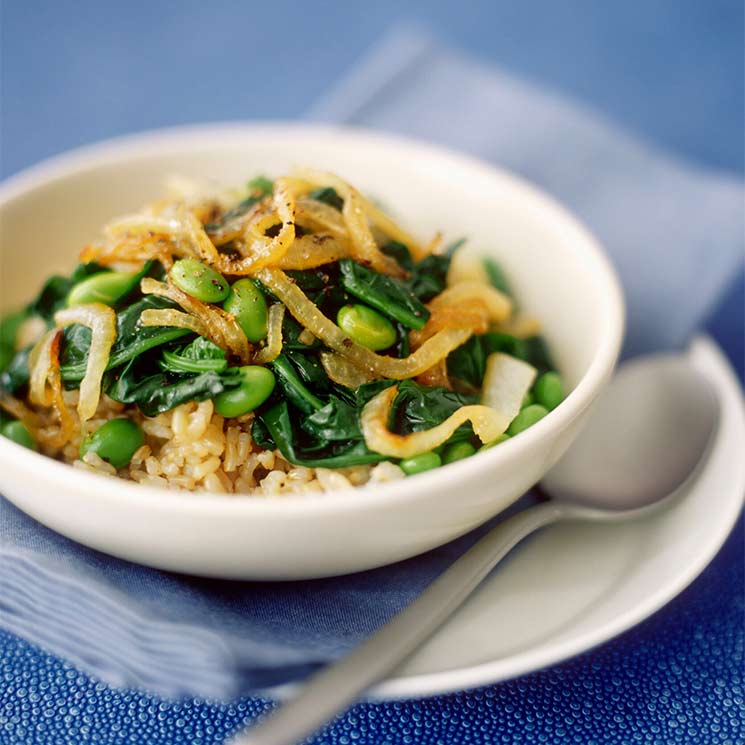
[67,271,138,307]
[399,451,442,476]
[214,365,276,418]
[442,441,476,464]
[507,404,549,436]
[223,279,268,342]
[521,391,535,409]
[533,371,564,411]
[479,433,510,452]
[170,259,229,303]
[337,304,396,351]
[80,418,144,469]
[1,420,37,450]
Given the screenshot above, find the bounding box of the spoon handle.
[231,501,564,745]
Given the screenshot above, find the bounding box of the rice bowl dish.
[1,169,565,496]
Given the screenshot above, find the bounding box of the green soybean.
[442,441,476,464]
[507,404,549,436]
[80,418,144,469]
[521,391,535,409]
[1,420,37,450]
[399,451,442,476]
[67,271,138,307]
[214,365,276,418]
[223,279,268,342]
[533,371,564,411]
[337,304,396,351]
[170,259,229,303]
[479,433,510,452]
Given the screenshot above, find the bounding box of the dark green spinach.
[261,402,387,468]
[284,350,328,388]
[270,354,324,414]
[408,239,463,302]
[0,347,32,394]
[382,241,414,272]
[160,337,227,374]
[60,296,191,381]
[447,331,555,389]
[28,263,105,323]
[107,357,241,416]
[302,396,362,442]
[483,257,512,298]
[390,380,477,442]
[447,332,525,389]
[308,186,344,211]
[339,259,430,330]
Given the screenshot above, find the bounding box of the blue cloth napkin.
[1,27,742,702]
[308,27,744,358]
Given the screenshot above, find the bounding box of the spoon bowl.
[543,353,719,509]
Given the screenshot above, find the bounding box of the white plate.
[363,336,744,699]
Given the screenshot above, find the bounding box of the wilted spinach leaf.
[250,416,275,450]
[0,347,31,394]
[284,268,333,296]
[393,322,410,358]
[390,379,477,442]
[261,402,386,468]
[160,336,227,374]
[285,265,349,315]
[302,396,362,442]
[270,354,324,414]
[107,357,241,416]
[284,350,328,388]
[28,263,105,323]
[60,296,191,382]
[409,239,464,302]
[356,380,397,407]
[280,315,320,351]
[447,332,525,389]
[308,186,344,211]
[447,331,555,389]
[339,259,429,330]
[382,241,414,272]
[521,336,554,374]
[483,257,512,298]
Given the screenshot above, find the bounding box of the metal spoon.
[232,352,719,745]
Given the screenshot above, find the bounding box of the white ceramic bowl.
[0,124,624,580]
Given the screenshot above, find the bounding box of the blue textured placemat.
[0,509,741,744]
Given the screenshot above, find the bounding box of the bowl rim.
[0,122,626,516]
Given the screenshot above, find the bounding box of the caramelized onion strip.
[140,278,250,362]
[361,385,510,458]
[257,268,471,379]
[54,304,117,424]
[293,168,427,261]
[254,304,285,364]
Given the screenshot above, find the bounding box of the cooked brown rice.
[36,390,404,495]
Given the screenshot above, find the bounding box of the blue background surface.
[1,2,743,743]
